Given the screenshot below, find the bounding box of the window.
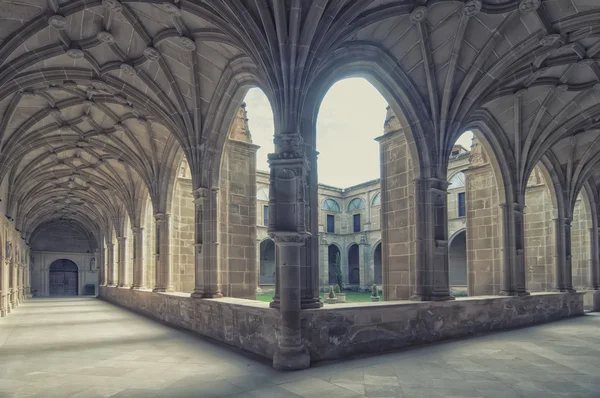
[263,205,269,226]
[371,192,381,206]
[257,187,269,201]
[322,199,341,212]
[348,198,365,211]
[327,214,335,233]
[353,214,361,232]
[458,192,466,217]
[448,172,465,189]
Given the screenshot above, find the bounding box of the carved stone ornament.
[179,36,196,51]
[66,48,84,59]
[113,123,125,132]
[272,234,305,244]
[97,31,115,44]
[518,0,541,13]
[60,125,72,133]
[162,2,182,16]
[48,15,67,30]
[555,84,569,93]
[410,6,428,23]
[277,168,297,180]
[6,242,12,261]
[540,34,563,47]
[463,0,481,17]
[90,257,97,272]
[103,0,122,12]
[143,46,160,61]
[120,63,136,76]
[577,58,594,68]
[274,132,304,159]
[21,90,36,99]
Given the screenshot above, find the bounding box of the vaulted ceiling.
[1,0,599,245]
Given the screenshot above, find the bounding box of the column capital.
[193,187,209,200]
[270,232,308,245]
[117,236,127,243]
[154,212,170,222]
[132,226,144,233]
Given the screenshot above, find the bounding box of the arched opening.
[328,244,341,285]
[49,259,78,296]
[449,230,467,294]
[348,244,360,285]
[572,192,592,291]
[373,243,382,285]
[259,239,275,285]
[171,158,195,293]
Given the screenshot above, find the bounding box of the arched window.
[348,198,365,211]
[322,199,341,212]
[448,172,465,188]
[256,187,269,201]
[371,192,381,206]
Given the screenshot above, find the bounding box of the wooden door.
[49,271,78,296]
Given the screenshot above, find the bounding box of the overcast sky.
[244,78,473,188]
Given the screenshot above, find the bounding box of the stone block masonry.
[100,287,583,367]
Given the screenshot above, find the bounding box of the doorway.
[49,259,78,296]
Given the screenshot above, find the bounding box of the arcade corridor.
[0,298,599,398]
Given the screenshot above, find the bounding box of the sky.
[244,79,473,188]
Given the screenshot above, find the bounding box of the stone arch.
[572,189,593,291]
[373,241,382,285]
[259,239,276,285]
[48,259,79,296]
[327,244,342,286]
[347,243,360,285]
[448,229,467,289]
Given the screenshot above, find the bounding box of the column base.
[499,290,530,296]
[410,294,455,301]
[190,289,223,299]
[130,285,145,290]
[269,300,280,309]
[273,346,310,370]
[553,288,576,293]
[152,287,173,293]
[301,297,323,309]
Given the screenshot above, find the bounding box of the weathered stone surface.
[100,287,583,365]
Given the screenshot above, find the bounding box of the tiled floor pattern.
[1,297,599,397]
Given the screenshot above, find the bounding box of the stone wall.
[171,176,195,293]
[464,158,502,296]
[99,286,279,359]
[377,129,416,300]
[301,293,584,362]
[524,181,555,292]
[99,287,583,366]
[219,139,259,299]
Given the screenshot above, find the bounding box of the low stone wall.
[584,290,600,311]
[301,292,584,362]
[100,288,584,367]
[99,287,279,359]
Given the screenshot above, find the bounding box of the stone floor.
[0,298,599,398]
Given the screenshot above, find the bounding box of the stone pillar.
[131,227,145,289]
[153,213,172,292]
[359,234,371,288]
[191,187,222,298]
[99,246,107,286]
[590,227,600,290]
[410,178,453,301]
[301,148,321,308]
[107,243,115,286]
[376,122,417,300]
[554,217,575,292]
[269,131,310,370]
[319,235,328,289]
[117,236,128,287]
[0,257,5,317]
[11,263,17,308]
[500,203,529,296]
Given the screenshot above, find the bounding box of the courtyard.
[0,298,599,398]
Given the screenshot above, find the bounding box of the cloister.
[1,0,600,378]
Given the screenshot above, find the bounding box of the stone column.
[99,246,107,286]
[131,227,145,289]
[319,235,328,289]
[500,203,529,296]
[359,234,371,288]
[590,227,600,290]
[191,187,222,298]
[0,256,5,317]
[11,263,17,308]
[107,243,115,286]
[411,178,453,301]
[117,236,128,287]
[301,148,321,308]
[153,213,173,292]
[269,131,310,370]
[554,217,575,292]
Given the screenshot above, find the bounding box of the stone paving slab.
[0,298,599,397]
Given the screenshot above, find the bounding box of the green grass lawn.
[256,290,379,303]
